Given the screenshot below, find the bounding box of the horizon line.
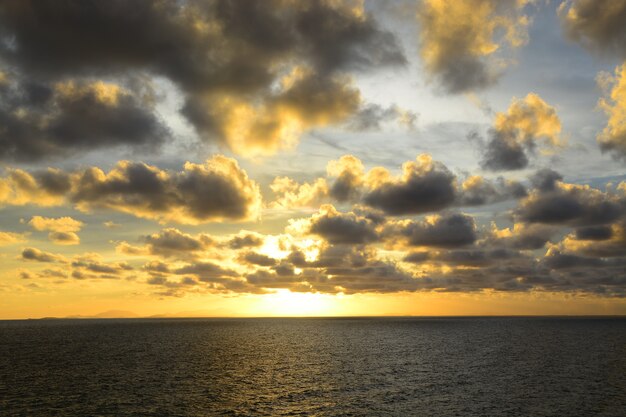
[3,314,626,321]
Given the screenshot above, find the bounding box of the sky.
[0,0,625,319]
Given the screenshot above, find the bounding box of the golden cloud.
[0,156,262,224]
[417,0,533,92]
[597,64,626,159]
[186,70,361,157]
[481,93,562,170]
[0,231,26,246]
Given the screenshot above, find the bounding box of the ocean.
[1,317,625,416]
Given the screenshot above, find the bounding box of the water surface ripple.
[1,317,625,416]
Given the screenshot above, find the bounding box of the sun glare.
[256,289,338,316]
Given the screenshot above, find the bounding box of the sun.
[253,289,339,317]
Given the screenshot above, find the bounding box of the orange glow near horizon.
[2,289,625,320]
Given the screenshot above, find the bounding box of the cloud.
[347,103,417,131]
[0,0,405,157]
[487,222,558,250]
[71,254,133,280]
[183,69,362,156]
[103,221,121,229]
[21,247,66,263]
[515,175,623,226]
[0,231,26,246]
[127,182,624,296]
[0,77,169,161]
[0,156,262,224]
[597,64,626,160]
[404,247,523,268]
[227,231,265,250]
[269,176,330,210]
[239,251,278,267]
[0,168,70,207]
[140,228,214,258]
[529,168,563,192]
[457,175,527,205]
[269,154,365,209]
[174,261,238,279]
[117,228,224,263]
[385,213,477,248]
[542,247,608,269]
[561,221,626,257]
[270,154,527,211]
[244,244,420,294]
[559,0,626,58]
[417,0,533,93]
[479,93,562,170]
[574,225,613,240]
[28,216,83,245]
[73,156,262,224]
[363,155,457,215]
[72,261,131,276]
[48,232,80,246]
[28,216,83,233]
[93,214,626,297]
[327,154,366,202]
[291,204,380,244]
[18,267,68,280]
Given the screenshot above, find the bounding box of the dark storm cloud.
[0,77,169,161]
[363,156,457,215]
[559,0,626,58]
[386,213,477,248]
[0,0,406,157]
